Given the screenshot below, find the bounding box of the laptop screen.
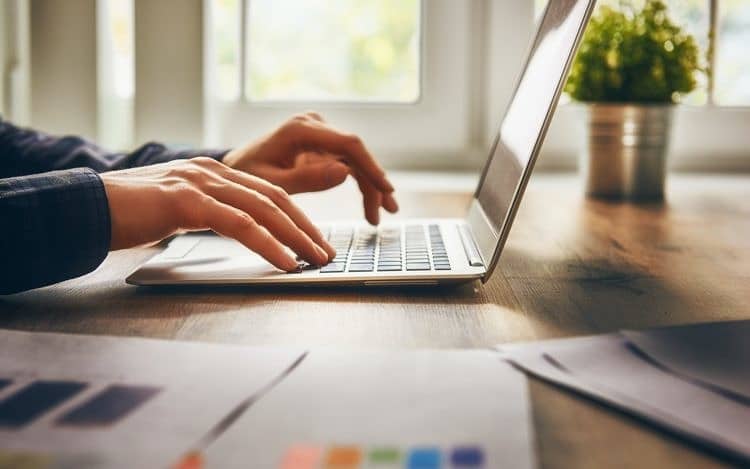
[475,0,593,234]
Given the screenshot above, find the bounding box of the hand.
[222,112,399,225]
[101,157,335,272]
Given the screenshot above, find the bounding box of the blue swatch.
[451,446,485,467]
[407,447,442,469]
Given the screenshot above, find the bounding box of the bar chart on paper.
[0,329,307,469]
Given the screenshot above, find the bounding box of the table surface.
[2,172,748,468]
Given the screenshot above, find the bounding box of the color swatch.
[406,447,441,469]
[368,447,401,465]
[280,445,322,469]
[450,447,485,467]
[0,380,87,428]
[324,445,362,468]
[57,384,161,427]
[280,445,485,468]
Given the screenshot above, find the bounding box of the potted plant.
[565,0,702,200]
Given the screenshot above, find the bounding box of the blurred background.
[0,0,748,172]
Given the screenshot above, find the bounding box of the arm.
[1,113,397,294]
[1,158,337,295]
[0,168,111,295]
[0,119,227,178]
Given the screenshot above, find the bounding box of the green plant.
[565,0,702,103]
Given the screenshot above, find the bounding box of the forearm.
[0,169,111,294]
[0,119,228,178]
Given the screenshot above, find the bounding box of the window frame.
[203,0,489,170]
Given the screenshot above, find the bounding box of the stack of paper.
[497,320,750,464]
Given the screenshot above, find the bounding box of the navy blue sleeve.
[0,168,111,295]
[0,119,228,179]
[0,119,229,294]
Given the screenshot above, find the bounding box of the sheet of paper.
[623,320,750,402]
[0,329,305,469]
[499,335,750,464]
[204,349,536,469]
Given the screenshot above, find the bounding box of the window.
[97,0,134,148]
[209,0,421,103]
[716,0,750,105]
[205,0,479,168]
[247,0,421,103]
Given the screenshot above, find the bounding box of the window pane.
[663,0,708,105]
[716,0,750,106]
[211,0,240,101]
[97,0,134,149]
[246,0,421,102]
[99,0,134,100]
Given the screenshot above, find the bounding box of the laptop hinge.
[465,199,499,270]
[458,225,484,267]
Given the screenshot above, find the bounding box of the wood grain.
[1,173,748,468]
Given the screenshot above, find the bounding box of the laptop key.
[377,265,402,272]
[348,264,374,272]
[320,263,346,273]
[406,263,431,271]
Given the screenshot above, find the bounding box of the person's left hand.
[222,112,398,225]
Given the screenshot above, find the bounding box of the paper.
[623,320,750,403]
[0,330,536,468]
[204,349,536,469]
[499,334,750,464]
[0,329,305,468]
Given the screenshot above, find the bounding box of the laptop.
[128,0,596,288]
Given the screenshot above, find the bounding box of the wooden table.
[1,172,748,468]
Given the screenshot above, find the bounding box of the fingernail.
[315,245,329,263]
[283,256,301,272]
[323,240,337,258]
[386,197,399,213]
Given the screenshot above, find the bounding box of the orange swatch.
[324,446,363,469]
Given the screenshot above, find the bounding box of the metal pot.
[582,103,673,201]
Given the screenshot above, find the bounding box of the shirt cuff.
[0,168,111,294]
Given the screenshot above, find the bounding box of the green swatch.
[369,447,401,464]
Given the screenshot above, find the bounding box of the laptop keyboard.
[318,224,452,273]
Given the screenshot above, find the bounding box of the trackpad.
[136,235,281,282]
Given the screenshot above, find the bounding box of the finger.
[383,192,399,213]
[193,195,299,272]
[204,179,330,265]
[216,167,337,259]
[286,119,395,194]
[274,160,350,194]
[355,174,383,225]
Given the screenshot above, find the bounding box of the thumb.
[282,160,350,193]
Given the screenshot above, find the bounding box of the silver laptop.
[128,0,595,288]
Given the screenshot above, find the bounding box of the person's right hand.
[100,157,335,272]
